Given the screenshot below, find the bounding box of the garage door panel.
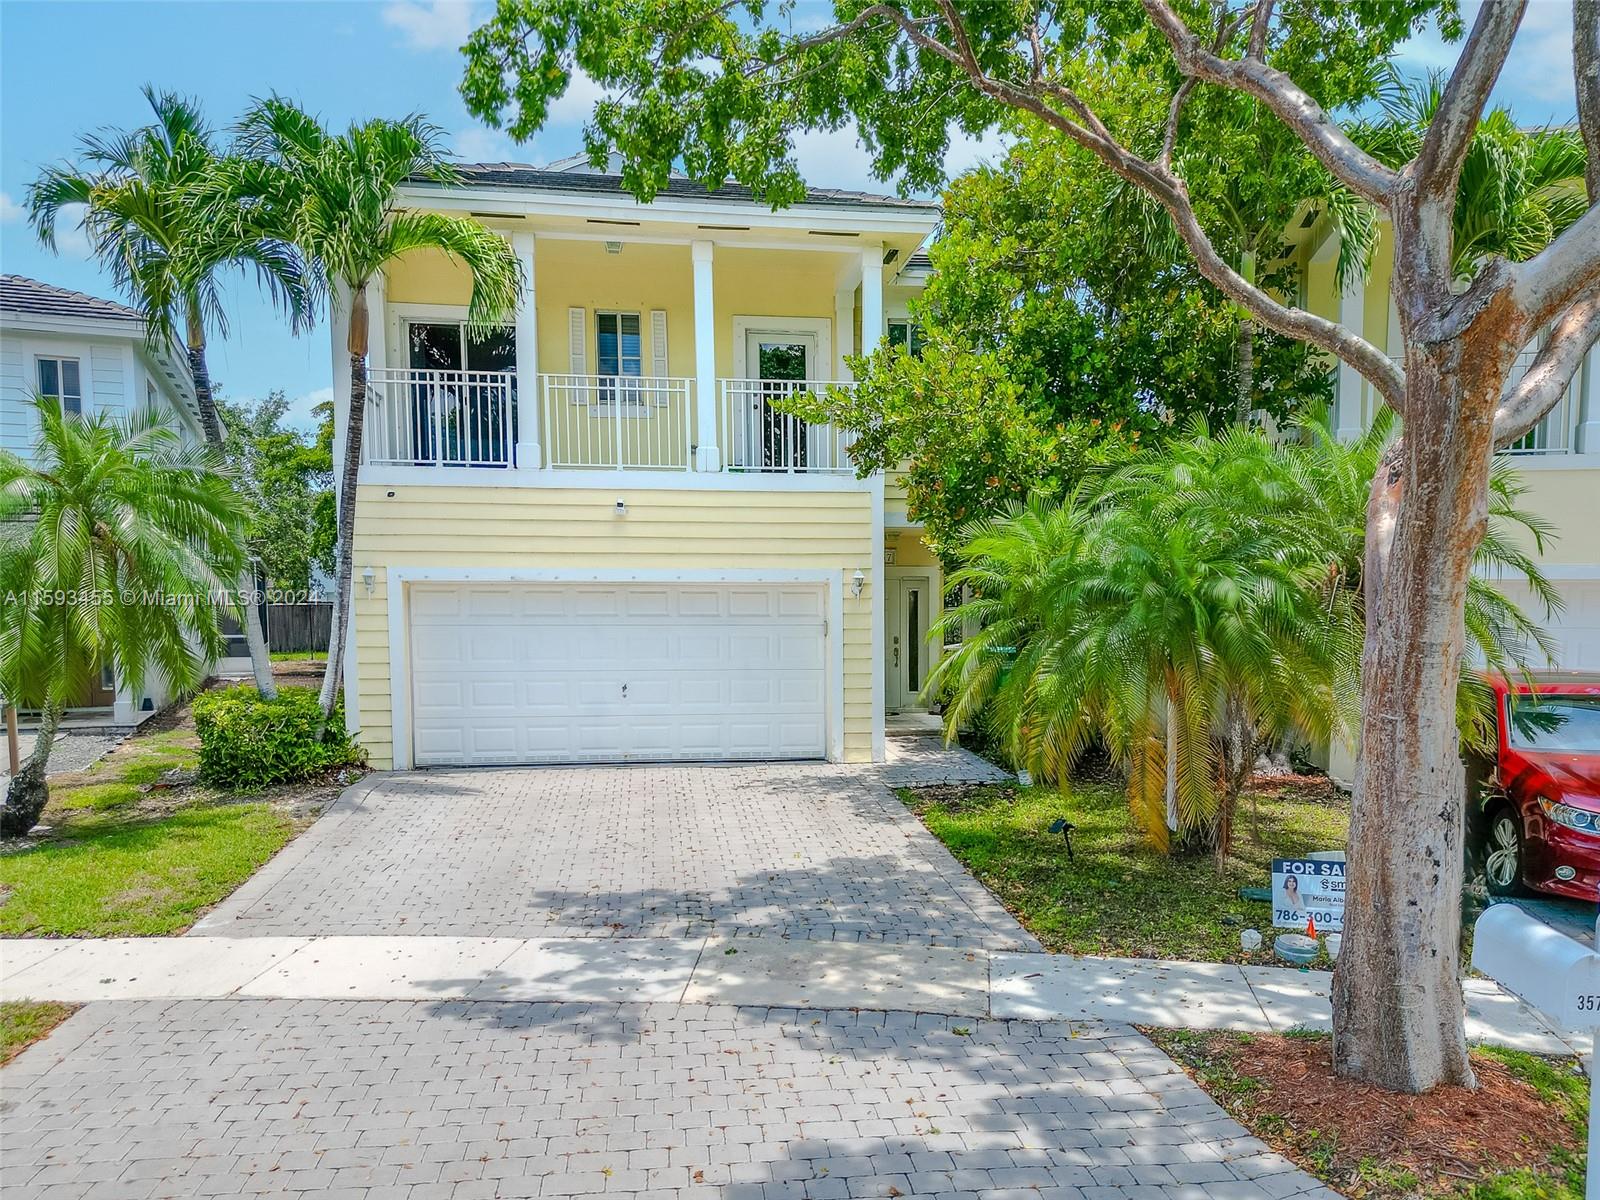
[409,581,828,766]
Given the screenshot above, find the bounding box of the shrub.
[192,685,362,789]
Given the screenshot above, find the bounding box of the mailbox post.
[1471,904,1600,1200]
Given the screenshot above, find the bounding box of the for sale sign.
[1271,858,1345,931]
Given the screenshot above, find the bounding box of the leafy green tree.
[27,86,310,699]
[0,400,248,835]
[216,392,333,595]
[457,0,1600,1092]
[237,99,524,726]
[796,123,1330,554]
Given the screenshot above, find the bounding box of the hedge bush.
[193,685,363,790]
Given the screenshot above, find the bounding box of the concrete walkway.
[2,935,1583,1057]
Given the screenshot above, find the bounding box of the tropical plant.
[932,426,1361,860]
[0,399,248,835]
[27,86,311,699]
[236,98,524,728]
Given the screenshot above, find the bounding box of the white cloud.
[0,191,23,223]
[547,68,609,126]
[382,0,479,52]
[451,125,521,163]
[284,385,335,432]
[49,203,93,260]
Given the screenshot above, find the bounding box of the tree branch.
[1140,0,1398,205]
[1576,0,1600,201]
[1493,285,1600,448]
[1413,0,1525,193]
[1511,203,1600,333]
[1247,0,1275,60]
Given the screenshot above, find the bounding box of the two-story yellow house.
[330,157,942,770]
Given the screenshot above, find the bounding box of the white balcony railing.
[1504,389,1578,455]
[720,379,854,474]
[364,368,516,468]
[541,374,694,470]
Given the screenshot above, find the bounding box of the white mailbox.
[1472,904,1600,1030]
[1471,903,1598,1200]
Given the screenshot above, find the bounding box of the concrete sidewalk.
[2,935,1584,1055]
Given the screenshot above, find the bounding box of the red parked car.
[1474,673,1600,901]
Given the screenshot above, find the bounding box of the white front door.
[408,582,827,766]
[885,575,932,713]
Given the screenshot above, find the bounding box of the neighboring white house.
[1,273,211,724]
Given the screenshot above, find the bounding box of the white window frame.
[36,354,83,416]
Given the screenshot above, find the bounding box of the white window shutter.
[568,307,587,377]
[650,310,668,405]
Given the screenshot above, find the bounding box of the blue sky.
[0,0,1581,430]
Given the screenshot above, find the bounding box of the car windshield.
[1506,696,1600,753]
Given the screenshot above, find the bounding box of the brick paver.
[0,999,1335,1200]
[197,759,1032,949]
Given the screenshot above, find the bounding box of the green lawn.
[0,1000,78,1065]
[901,779,1348,961]
[269,650,325,662]
[0,717,298,937]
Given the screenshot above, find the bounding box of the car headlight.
[1537,796,1600,833]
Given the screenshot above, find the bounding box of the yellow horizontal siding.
[349,485,876,769]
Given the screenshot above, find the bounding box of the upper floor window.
[37,356,82,415]
[596,312,643,378]
[888,320,925,356]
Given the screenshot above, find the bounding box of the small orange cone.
[1306,915,1317,938]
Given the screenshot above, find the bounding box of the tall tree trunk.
[1332,349,1499,1094]
[1,704,61,837]
[1214,694,1254,867]
[186,309,277,701]
[317,283,370,733]
[1234,250,1257,426]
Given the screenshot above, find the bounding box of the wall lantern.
[850,569,865,598]
[361,566,376,596]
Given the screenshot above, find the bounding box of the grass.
[0,712,302,937]
[269,650,325,662]
[901,778,1348,961]
[0,1000,77,1065]
[1149,1029,1587,1200]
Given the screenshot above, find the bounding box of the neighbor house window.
[888,321,925,356]
[37,357,82,415]
[596,312,643,378]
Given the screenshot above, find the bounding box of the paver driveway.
[196,753,1034,950]
[2,999,1333,1200]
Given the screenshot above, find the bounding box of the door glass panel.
[409,323,464,371]
[757,341,807,380]
[907,588,920,693]
[467,326,516,372]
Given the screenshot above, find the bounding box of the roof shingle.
[1,275,143,325]
[423,163,940,213]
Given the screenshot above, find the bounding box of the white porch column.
[1335,272,1366,441]
[834,282,856,380]
[692,239,720,471]
[860,245,884,355]
[510,231,542,469]
[1577,343,1600,454]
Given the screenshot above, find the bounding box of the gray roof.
[430,163,940,213]
[1,275,143,325]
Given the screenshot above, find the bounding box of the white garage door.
[1496,578,1600,670]
[408,582,827,766]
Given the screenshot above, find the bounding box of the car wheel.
[1483,807,1528,897]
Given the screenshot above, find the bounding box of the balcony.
[361,369,855,476]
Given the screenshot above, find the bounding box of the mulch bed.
[1151,1030,1583,1199]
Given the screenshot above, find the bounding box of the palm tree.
[931,430,1360,857]
[0,399,248,836]
[27,86,310,700]
[237,98,524,727]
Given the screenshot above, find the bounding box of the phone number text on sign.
[1271,858,1345,931]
